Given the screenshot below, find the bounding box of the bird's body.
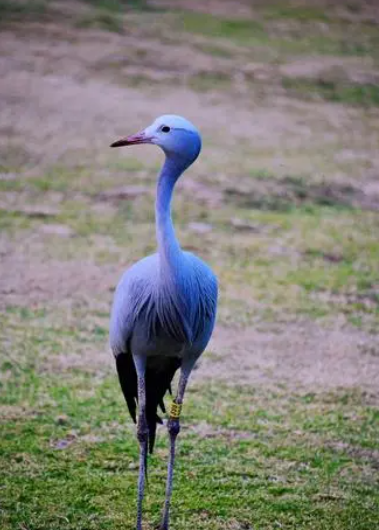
[111,250,217,358]
[110,250,217,449]
[109,115,218,530]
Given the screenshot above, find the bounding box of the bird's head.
[111,115,202,168]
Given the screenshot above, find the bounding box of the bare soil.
[203,323,379,395]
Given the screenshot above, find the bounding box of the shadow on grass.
[83,0,163,13]
[0,0,47,22]
[224,176,379,212]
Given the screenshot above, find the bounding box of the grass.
[1,307,379,529]
[182,12,267,44]
[84,0,155,12]
[1,0,379,528]
[0,164,378,327]
[1,375,379,529]
[0,0,47,22]
[283,79,379,107]
[188,71,232,92]
[263,4,330,22]
[217,207,379,325]
[76,10,124,33]
[179,9,379,60]
[83,0,126,12]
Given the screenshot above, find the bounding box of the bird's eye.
[161,125,170,133]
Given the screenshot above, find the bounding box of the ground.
[0,1,379,529]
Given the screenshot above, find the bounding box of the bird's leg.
[159,367,190,530]
[133,354,148,530]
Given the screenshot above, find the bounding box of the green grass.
[0,0,47,22]
[188,71,232,92]
[179,9,379,59]
[263,4,330,22]
[283,78,379,107]
[76,9,124,33]
[1,304,379,530]
[1,308,378,530]
[83,0,155,13]
[194,42,235,58]
[83,0,125,12]
[182,12,267,44]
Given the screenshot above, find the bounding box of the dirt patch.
[46,345,112,375]
[0,201,61,218]
[0,404,40,421]
[38,224,75,237]
[0,245,119,309]
[280,56,378,86]
[97,185,151,202]
[185,420,255,440]
[327,441,379,469]
[201,322,379,395]
[179,179,223,207]
[311,289,379,314]
[2,18,377,178]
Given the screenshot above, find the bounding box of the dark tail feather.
[115,352,137,423]
[145,357,182,453]
[115,352,181,454]
[147,414,157,454]
[146,412,164,453]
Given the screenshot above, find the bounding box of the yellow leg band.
[169,402,182,419]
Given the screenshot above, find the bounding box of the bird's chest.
[130,281,202,358]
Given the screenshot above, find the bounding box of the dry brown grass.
[205,322,379,395]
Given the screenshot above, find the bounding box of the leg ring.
[169,402,182,419]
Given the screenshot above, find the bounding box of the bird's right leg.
[133,354,148,530]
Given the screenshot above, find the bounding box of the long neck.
[155,157,186,274]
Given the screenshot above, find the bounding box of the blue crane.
[109,115,218,530]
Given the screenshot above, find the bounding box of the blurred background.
[1,1,379,529]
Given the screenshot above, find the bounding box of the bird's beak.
[110,130,152,148]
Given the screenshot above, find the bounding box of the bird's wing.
[110,267,150,423]
[115,350,137,423]
[109,256,157,355]
[110,257,184,452]
[110,258,158,434]
[183,252,218,351]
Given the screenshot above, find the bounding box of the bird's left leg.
[159,359,194,530]
[133,354,148,530]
